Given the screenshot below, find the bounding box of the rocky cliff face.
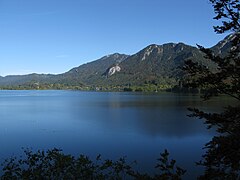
[100,43,206,86]
[105,65,121,77]
[60,53,129,85]
[211,33,239,56]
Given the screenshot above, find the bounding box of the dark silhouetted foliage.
[1,148,186,180]
[210,0,239,33]
[184,0,240,179]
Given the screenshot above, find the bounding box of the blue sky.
[0,0,226,76]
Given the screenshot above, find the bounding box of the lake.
[0,90,223,178]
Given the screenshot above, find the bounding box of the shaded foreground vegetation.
[183,0,240,179]
[1,149,186,180]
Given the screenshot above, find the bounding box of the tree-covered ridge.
[103,43,206,86]
[0,35,235,91]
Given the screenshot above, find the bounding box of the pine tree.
[183,0,240,178]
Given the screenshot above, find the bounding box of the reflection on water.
[70,92,217,138]
[0,90,229,178]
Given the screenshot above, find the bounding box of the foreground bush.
[1,148,186,180]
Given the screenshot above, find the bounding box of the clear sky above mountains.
[0,0,227,76]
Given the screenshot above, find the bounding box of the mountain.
[100,43,207,86]
[211,33,239,56]
[0,34,235,89]
[0,73,54,86]
[110,33,238,87]
[58,53,129,86]
[0,53,129,87]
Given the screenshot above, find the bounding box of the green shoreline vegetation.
[0,81,175,92]
[0,84,194,93]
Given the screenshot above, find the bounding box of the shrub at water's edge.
[1,148,186,180]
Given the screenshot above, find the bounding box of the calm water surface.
[0,90,224,178]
